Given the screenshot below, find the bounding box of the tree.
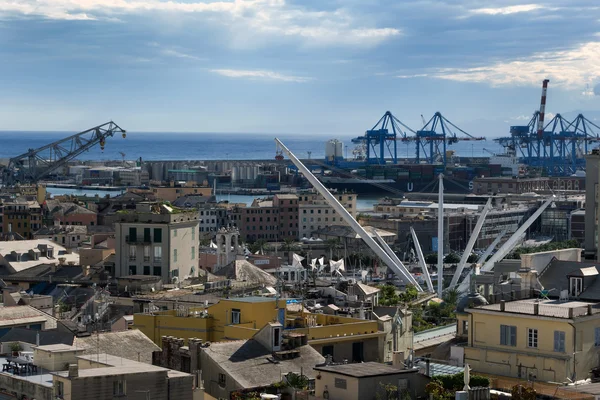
[443,288,460,307]
[249,239,269,254]
[282,238,301,263]
[425,253,437,264]
[467,253,478,263]
[444,253,460,264]
[325,238,342,260]
[399,284,419,304]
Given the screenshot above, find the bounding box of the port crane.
[1,121,126,185]
[275,138,427,292]
[410,112,485,167]
[350,111,415,165]
[495,80,600,176]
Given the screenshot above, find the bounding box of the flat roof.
[314,362,415,378]
[35,344,83,353]
[469,299,599,318]
[226,296,277,303]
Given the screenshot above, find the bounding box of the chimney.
[392,352,405,369]
[500,300,506,312]
[68,364,78,378]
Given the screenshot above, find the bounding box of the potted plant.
[10,343,22,357]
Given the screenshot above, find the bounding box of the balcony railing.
[143,256,150,262]
[128,256,136,261]
[153,257,162,263]
[125,235,151,245]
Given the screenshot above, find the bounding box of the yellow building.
[134,296,387,362]
[459,298,600,383]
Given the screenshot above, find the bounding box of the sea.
[0,131,506,162]
[1,130,506,207]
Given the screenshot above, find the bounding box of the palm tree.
[249,239,268,255]
[282,238,301,264]
[325,238,342,260]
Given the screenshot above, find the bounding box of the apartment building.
[459,298,600,383]
[52,353,193,400]
[114,203,199,282]
[44,200,97,227]
[272,194,298,240]
[586,151,600,259]
[134,296,388,362]
[298,191,357,239]
[0,199,42,239]
[230,194,299,241]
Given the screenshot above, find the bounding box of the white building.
[298,191,357,239]
[114,203,199,282]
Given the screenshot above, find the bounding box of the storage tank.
[325,139,343,162]
[231,166,239,182]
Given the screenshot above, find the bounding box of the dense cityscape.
[2,0,600,399]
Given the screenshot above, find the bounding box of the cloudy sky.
[0,0,599,136]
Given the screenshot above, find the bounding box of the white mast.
[275,138,422,291]
[437,174,444,298]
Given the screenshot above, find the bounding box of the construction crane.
[2,121,126,185]
[351,111,416,165]
[411,112,485,167]
[495,80,600,176]
[119,152,126,166]
[275,138,425,291]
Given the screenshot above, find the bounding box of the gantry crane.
[2,121,126,185]
[412,112,485,166]
[495,80,600,176]
[350,111,415,165]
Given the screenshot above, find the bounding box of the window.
[570,277,583,296]
[153,228,162,243]
[144,228,151,242]
[335,378,347,389]
[218,373,226,388]
[55,381,64,398]
[143,266,150,275]
[462,320,469,334]
[129,246,136,261]
[595,327,600,347]
[129,265,136,275]
[144,246,150,261]
[554,331,566,352]
[500,325,516,346]
[113,379,126,396]
[154,246,162,261]
[527,328,538,348]
[273,328,280,348]
[231,309,241,324]
[173,229,177,237]
[192,228,195,241]
[153,266,161,276]
[173,249,178,262]
[191,246,195,260]
[128,227,137,241]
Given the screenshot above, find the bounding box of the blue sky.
[0,0,599,137]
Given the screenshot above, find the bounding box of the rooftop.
[36,344,81,353]
[0,305,57,329]
[469,299,600,319]
[0,239,79,273]
[314,362,413,378]
[0,355,54,387]
[72,330,160,364]
[226,296,278,303]
[52,354,180,379]
[203,339,324,389]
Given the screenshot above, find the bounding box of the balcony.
[125,235,151,245]
[128,256,136,261]
[143,256,151,262]
[153,257,162,264]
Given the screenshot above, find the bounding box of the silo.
[231,166,239,182]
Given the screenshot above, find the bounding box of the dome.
[456,292,489,313]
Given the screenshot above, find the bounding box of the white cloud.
[0,0,400,47]
[431,41,600,88]
[210,68,311,82]
[470,4,545,15]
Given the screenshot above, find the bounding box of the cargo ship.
[308,140,509,194]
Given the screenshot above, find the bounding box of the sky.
[0,0,599,137]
